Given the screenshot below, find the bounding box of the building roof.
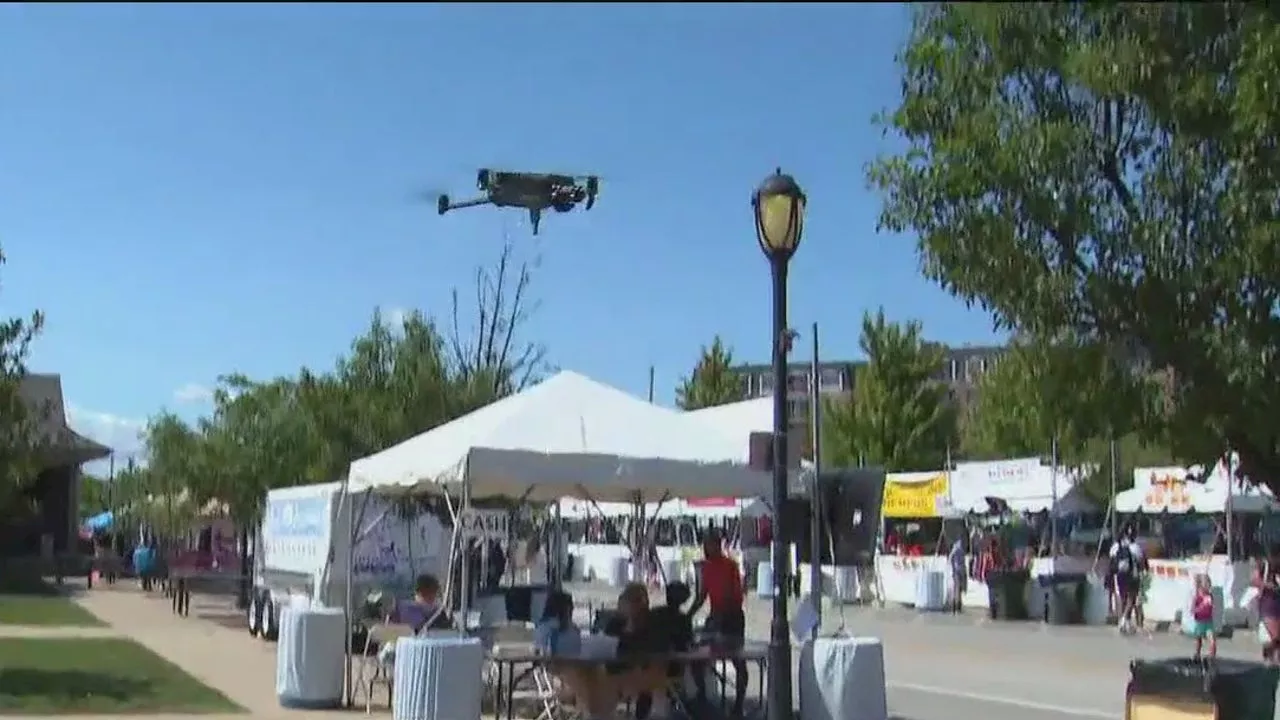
[19,373,112,466]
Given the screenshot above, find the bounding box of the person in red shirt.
[690,528,747,716]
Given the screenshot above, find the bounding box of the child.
[1190,574,1216,660]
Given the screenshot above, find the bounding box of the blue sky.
[0,3,1001,468]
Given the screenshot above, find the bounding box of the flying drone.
[436,169,600,235]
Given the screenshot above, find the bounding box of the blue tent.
[82,511,114,533]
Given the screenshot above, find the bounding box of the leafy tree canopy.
[824,309,956,471]
[869,4,1280,493]
[962,339,1160,461]
[0,247,45,510]
[676,336,745,410]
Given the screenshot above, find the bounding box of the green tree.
[0,248,45,511]
[868,4,1280,492]
[79,472,108,517]
[962,339,1157,459]
[141,413,203,537]
[676,336,745,410]
[824,310,956,471]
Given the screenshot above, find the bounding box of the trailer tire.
[262,597,279,641]
[247,591,263,637]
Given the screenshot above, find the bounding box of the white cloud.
[173,382,213,405]
[66,403,146,474]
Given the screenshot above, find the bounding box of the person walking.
[1110,525,1145,635]
[948,533,967,613]
[1255,550,1280,664]
[1189,574,1217,661]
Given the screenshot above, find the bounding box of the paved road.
[567,581,1264,720]
[69,579,1272,720]
[793,602,1265,720]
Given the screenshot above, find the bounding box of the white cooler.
[609,556,630,587]
[756,561,775,598]
[914,570,946,611]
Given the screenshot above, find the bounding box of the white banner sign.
[458,509,509,541]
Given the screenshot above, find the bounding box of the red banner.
[686,497,736,508]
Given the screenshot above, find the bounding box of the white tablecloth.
[799,636,888,720]
[275,606,345,709]
[392,636,484,720]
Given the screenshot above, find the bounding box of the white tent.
[684,398,772,458]
[346,371,770,503]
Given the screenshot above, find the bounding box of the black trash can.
[1037,572,1087,625]
[1127,657,1279,720]
[986,569,1031,621]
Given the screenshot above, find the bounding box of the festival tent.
[950,458,1093,513]
[347,371,771,504]
[684,398,772,458]
[1114,456,1278,514]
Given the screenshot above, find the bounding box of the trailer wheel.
[262,597,279,641]
[247,592,262,637]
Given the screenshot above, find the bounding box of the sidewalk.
[70,584,382,719]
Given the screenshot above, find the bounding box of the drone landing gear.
[528,208,541,235]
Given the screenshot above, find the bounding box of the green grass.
[0,638,243,714]
[0,575,102,627]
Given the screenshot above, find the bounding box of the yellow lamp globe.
[752,169,806,260]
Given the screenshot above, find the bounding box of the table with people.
[365,530,768,720]
[491,528,767,720]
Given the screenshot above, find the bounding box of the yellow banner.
[882,474,949,518]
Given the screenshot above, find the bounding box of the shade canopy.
[347,371,770,503]
[82,511,114,532]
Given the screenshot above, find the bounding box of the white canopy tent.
[338,372,773,703]
[346,370,771,503]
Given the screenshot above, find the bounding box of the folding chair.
[532,661,580,720]
[357,621,417,713]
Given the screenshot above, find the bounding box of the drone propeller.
[410,186,450,204]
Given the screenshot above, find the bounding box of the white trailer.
[247,481,449,641]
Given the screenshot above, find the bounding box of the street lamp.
[753,168,805,720]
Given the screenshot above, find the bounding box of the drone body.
[436,169,599,234]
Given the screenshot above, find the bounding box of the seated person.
[607,583,670,720]
[534,590,583,657]
[378,574,452,666]
[395,573,453,633]
[648,581,694,652]
[648,581,707,703]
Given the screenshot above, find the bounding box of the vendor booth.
[874,457,1103,621]
[1114,456,1279,628]
[340,370,774,707]
[874,472,955,610]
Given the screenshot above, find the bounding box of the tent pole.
[1225,449,1235,560]
[460,483,472,624]
[808,321,822,634]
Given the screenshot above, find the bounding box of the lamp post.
[753,168,806,720]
